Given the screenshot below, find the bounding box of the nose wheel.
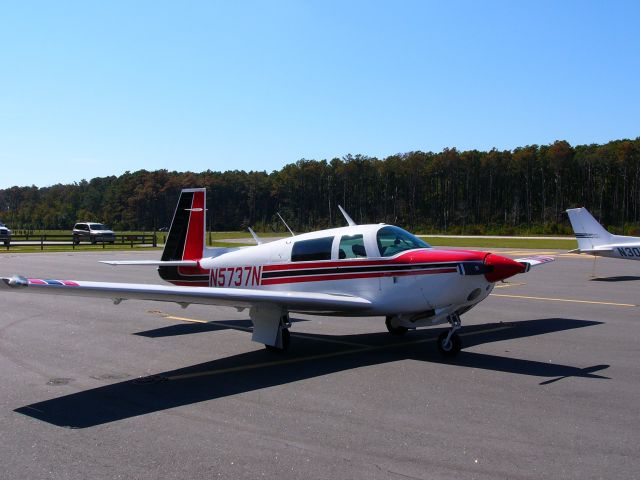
[437,313,462,357]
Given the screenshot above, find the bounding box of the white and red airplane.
[0,188,553,356]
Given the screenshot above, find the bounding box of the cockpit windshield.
[376,226,431,257]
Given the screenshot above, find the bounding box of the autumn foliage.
[1,138,639,235]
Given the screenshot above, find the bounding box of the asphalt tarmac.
[0,249,638,479]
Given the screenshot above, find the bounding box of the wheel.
[385,316,408,336]
[265,328,290,352]
[3,240,8,247]
[437,331,462,357]
[73,236,79,245]
[90,236,97,244]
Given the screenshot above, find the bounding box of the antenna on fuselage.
[248,227,263,245]
[277,212,295,236]
[338,205,357,226]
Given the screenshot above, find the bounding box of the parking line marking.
[491,293,636,307]
[494,282,527,289]
[158,313,253,331]
[290,332,372,347]
[165,315,208,324]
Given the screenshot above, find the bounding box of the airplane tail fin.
[162,188,207,261]
[566,207,611,251]
[158,188,210,285]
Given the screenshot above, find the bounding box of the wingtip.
[1,275,29,289]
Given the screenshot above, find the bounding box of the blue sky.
[1,0,638,188]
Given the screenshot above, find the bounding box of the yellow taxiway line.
[493,282,527,289]
[490,293,636,308]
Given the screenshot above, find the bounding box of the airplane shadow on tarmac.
[133,317,308,338]
[15,318,609,429]
[590,275,640,283]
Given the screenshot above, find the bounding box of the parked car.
[0,221,11,246]
[72,222,115,244]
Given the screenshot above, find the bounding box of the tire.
[3,240,9,247]
[437,331,462,357]
[73,235,79,245]
[265,328,290,352]
[90,236,96,244]
[385,316,408,336]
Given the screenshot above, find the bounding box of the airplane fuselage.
[159,224,522,327]
[590,242,640,261]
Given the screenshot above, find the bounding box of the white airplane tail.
[566,207,612,251]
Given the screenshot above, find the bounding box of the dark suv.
[0,221,11,246]
[72,222,115,244]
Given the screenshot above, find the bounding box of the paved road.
[0,249,637,479]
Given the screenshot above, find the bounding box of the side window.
[291,237,334,262]
[338,234,367,259]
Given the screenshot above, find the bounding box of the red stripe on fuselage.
[260,267,458,285]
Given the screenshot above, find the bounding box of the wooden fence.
[3,233,158,250]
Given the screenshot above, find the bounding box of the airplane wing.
[514,256,555,272]
[0,276,372,313]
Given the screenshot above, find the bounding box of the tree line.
[1,138,639,235]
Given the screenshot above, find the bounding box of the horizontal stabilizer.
[100,260,200,267]
[568,247,611,254]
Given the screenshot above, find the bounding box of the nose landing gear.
[437,313,462,357]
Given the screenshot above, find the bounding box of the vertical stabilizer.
[159,189,209,286]
[566,207,612,251]
[162,188,206,261]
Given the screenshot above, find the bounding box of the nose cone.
[484,253,526,282]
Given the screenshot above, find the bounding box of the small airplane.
[0,188,554,357]
[567,207,640,261]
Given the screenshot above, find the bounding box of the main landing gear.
[250,306,291,353]
[265,318,291,353]
[437,313,462,357]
